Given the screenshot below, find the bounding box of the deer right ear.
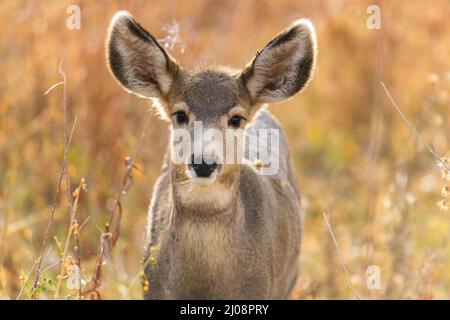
[240,19,317,106]
[106,11,179,100]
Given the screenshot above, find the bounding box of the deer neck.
[166,164,244,277]
[169,163,241,220]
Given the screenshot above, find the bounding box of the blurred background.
[0,0,449,299]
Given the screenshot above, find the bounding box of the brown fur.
[105,11,317,299]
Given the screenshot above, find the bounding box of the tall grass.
[0,0,449,299]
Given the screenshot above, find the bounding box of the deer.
[105,11,317,299]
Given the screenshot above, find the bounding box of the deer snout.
[189,154,219,178]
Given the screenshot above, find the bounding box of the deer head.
[106,11,317,208]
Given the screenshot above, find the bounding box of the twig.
[82,110,153,298]
[380,81,450,173]
[17,245,52,300]
[54,178,86,299]
[108,112,153,242]
[30,116,77,299]
[31,60,77,299]
[43,60,73,211]
[16,260,36,300]
[107,110,153,246]
[322,211,361,300]
[83,230,109,300]
[73,221,82,300]
[43,82,64,96]
[58,59,73,212]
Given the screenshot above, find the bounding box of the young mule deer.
[106,11,317,299]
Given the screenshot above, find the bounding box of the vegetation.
[0,0,449,299]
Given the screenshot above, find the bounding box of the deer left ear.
[240,19,317,105]
[106,11,180,100]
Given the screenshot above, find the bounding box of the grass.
[0,0,449,299]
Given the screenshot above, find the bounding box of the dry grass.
[0,0,449,299]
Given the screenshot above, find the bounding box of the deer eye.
[173,111,189,125]
[229,115,245,128]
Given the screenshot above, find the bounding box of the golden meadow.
[0,0,449,299]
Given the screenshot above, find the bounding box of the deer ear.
[240,19,317,105]
[106,11,179,100]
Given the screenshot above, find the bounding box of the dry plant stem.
[83,232,107,299]
[72,218,87,300]
[16,259,36,300]
[59,59,72,212]
[43,60,73,211]
[43,82,64,95]
[30,117,78,299]
[381,81,450,173]
[58,59,73,212]
[322,211,361,300]
[108,111,153,232]
[84,111,153,298]
[364,24,384,299]
[106,110,152,248]
[74,225,82,300]
[17,246,52,300]
[54,178,84,299]
[31,60,75,299]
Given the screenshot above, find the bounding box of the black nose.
[190,155,218,178]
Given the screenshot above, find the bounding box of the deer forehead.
[178,70,241,119]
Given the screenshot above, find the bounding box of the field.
[0,0,449,299]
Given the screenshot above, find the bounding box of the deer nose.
[190,155,218,178]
